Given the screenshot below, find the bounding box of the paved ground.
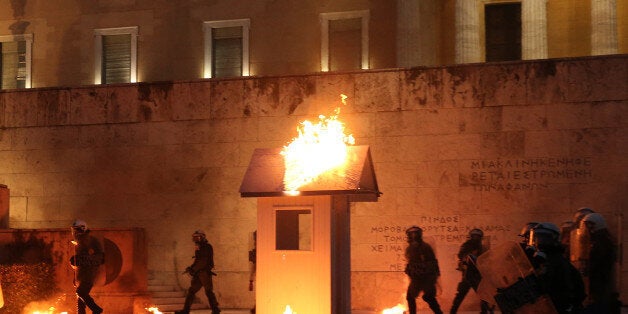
[178,307,628,314]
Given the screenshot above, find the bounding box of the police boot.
[77,302,87,314]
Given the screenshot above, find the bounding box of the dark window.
[275,209,312,251]
[0,40,27,89]
[485,3,521,62]
[329,18,362,71]
[102,34,131,84]
[212,26,243,78]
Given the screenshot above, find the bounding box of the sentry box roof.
[239,145,380,201]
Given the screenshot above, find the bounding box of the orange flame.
[281,94,354,193]
[382,303,406,314]
[283,304,296,314]
[146,306,163,314]
[30,307,67,314]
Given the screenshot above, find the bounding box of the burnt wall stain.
[10,0,27,17]
[139,104,152,121]
[250,78,280,115]
[0,231,54,264]
[405,66,427,82]
[138,82,174,102]
[138,82,174,121]
[534,60,558,78]
[286,77,316,115]
[404,68,432,107]
[9,0,29,34]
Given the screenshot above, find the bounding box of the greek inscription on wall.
[363,217,511,271]
[463,157,593,192]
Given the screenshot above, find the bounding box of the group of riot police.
[404,207,621,314]
[70,221,220,314]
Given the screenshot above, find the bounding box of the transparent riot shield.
[476,241,557,314]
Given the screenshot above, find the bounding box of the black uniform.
[450,238,492,314]
[583,229,620,314]
[535,245,586,314]
[405,240,443,314]
[179,239,220,314]
[71,231,104,314]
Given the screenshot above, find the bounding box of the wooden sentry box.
[240,146,380,314]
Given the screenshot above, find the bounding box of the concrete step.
[148,284,180,292]
[154,302,208,312]
[151,290,186,298]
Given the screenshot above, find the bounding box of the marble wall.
[0,55,626,311]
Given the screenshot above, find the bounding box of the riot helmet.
[518,222,539,243]
[192,229,207,243]
[469,228,483,239]
[581,213,607,233]
[71,219,88,238]
[573,207,594,225]
[529,222,560,249]
[406,226,423,242]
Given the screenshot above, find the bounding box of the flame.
[382,303,406,314]
[281,94,354,192]
[25,296,70,314]
[146,307,163,314]
[30,307,67,314]
[283,305,296,314]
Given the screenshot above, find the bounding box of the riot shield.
[569,223,590,273]
[475,241,557,314]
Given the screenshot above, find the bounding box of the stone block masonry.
[0,55,626,311]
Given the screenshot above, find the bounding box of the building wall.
[0,0,396,88]
[3,0,628,90]
[0,55,626,311]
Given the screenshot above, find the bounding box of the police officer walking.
[176,230,221,314]
[449,228,492,314]
[404,226,443,314]
[70,219,104,314]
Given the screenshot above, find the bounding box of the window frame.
[203,19,250,79]
[320,10,370,72]
[0,33,33,89]
[93,26,138,84]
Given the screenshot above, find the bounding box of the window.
[485,3,521,62]
[94,27,138,84]
[0,34,32,89]
[203,19,250,78]
[275,209,312,251]
[320,10,369,72]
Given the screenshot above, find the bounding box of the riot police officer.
[404,226,443,314]
[176,230,221,314]
[580,213,620,314]
[70,219,104,314]
[450,228,492,314]
[529,222,585,314]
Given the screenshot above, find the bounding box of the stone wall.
[0,55,626,311]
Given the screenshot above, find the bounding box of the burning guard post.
[240,145,380,314]
[240,97,380,314]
